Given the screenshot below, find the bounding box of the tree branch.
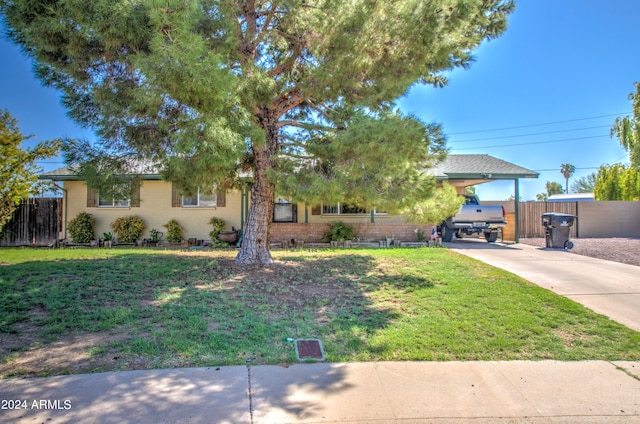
[278,133,307,145]
[254,2,278,45]
[277,120,335,132]
[278,151,313,160]
[236,0,257,62]
[271,90,305,117]
[303,98,332,121]
[268,31,307,78]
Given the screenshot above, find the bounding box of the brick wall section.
[269,222,437,243]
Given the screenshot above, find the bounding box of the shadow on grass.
[0,250,433,379]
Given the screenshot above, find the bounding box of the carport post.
[240,189,245,229]
[514,178,520,243]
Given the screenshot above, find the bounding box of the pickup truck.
[439,195,506,243]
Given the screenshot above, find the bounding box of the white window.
[322,203,384,215]
[98,189,130,208]
[182,189,217,208]
[273,197,297,222]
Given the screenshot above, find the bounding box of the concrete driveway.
[445,238,640,332]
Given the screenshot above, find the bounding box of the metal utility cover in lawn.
[295,339,325,362]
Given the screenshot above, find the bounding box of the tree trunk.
[234,76,300,264]
[235,162,275,264]
[235,108,278,265]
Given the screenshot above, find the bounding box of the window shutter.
[171,184,181,207]
[216,188,226,207]
[86,187,97,208]
[311,205,321,215]
[130,184,141,207]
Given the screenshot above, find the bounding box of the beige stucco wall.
[64,180,243,242]
[62,180,421,242]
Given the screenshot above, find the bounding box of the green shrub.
[209,217,226,242]
[110,215,145,243]
[163,219,184,243]
[323,221,356,242]
[67,212,95,243]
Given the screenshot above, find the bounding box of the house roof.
[40,154,539,182]
[39,162,163,181]
[39,167,81,181]
[430,154,539,180]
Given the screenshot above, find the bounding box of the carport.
[431,154,539,243]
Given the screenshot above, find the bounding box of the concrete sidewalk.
[1,361,639,423]
[445,239,640,332]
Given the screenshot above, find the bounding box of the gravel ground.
[519,237,640,267]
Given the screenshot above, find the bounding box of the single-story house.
[40,154,538,244]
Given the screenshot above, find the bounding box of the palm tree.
[560,163,576,193]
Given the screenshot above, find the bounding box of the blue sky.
[1,0,638,200]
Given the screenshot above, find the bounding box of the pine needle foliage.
[1,0,514,263]
[404,183,464,225]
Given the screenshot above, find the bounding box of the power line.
[452,134,608,151]
[533,154,630,173]
[449,125,611,143]
[447,112,630,136]
[534,167,600,172]
[526,156,632,176]
[611,155,630,164]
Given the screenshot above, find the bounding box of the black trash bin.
[541,213,576,249]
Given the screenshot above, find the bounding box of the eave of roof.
[40,154,539,182]
[437,172,538,180]
[431,154,539,180]
[39,167,163,181]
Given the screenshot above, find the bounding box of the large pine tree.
[1,0,514,264]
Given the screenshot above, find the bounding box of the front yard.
[1,247,639,378]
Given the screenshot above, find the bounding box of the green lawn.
[1,247,639,377]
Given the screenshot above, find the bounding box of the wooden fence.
[485,200,640,239]
[0,198,63,247]
[518,202,578,238]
